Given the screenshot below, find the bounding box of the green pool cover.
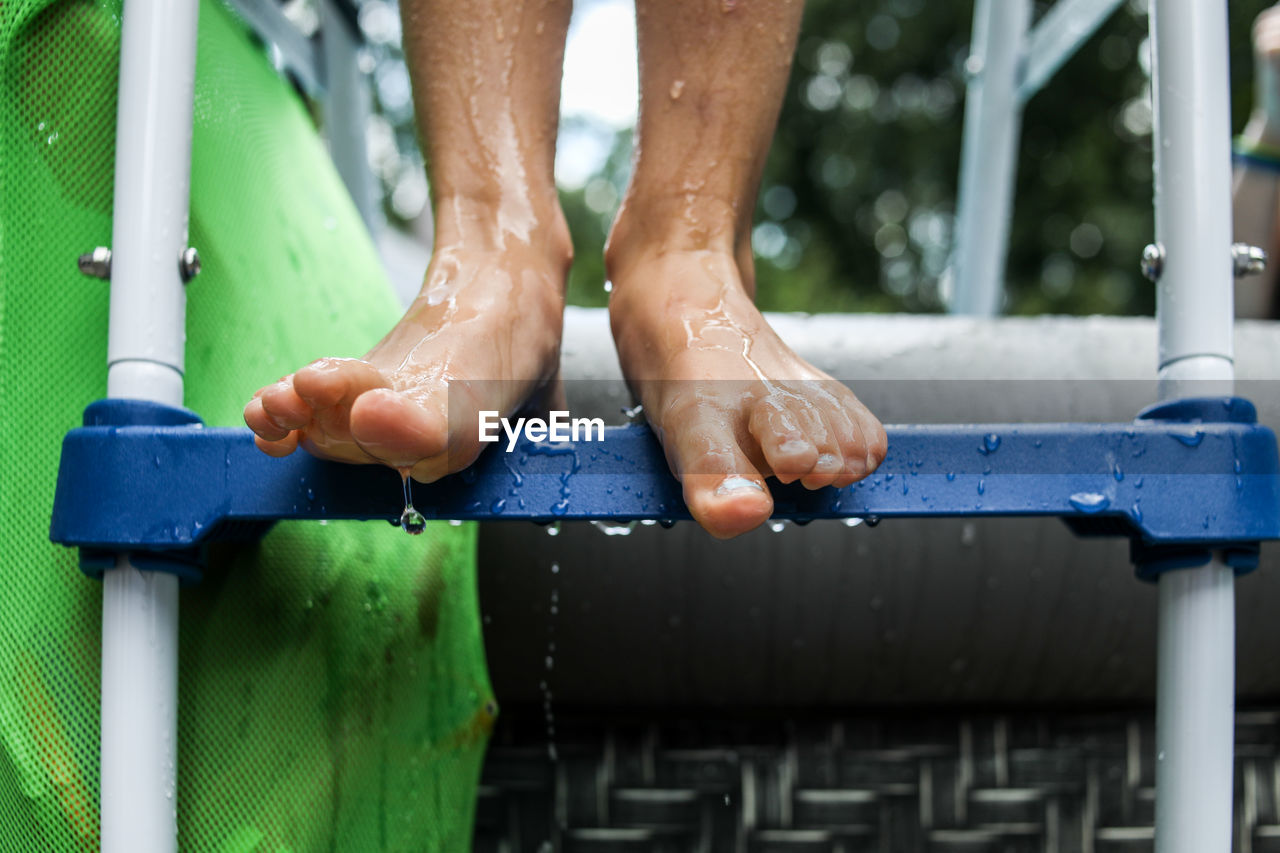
[0,1,494,849]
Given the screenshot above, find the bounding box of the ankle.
[605,192,747,273]
[433,192,574,271]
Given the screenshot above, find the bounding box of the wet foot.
[606,244,886,539]
[244,234,570,482]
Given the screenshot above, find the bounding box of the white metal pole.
[949,0,1032,316]
[1149,1,1236,851]
[1154,563,1236,851]
[101,0,199,849]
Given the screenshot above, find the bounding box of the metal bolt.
[1141,243,1164,283]
[78,246,112,280]
[1232,243,1268,278]
[179,247,201,283]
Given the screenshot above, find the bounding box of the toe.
[748,396,820,484]
[811,398,866,489]
[259,378,312,431]
[800,433,846,490]
[348,388,450,471]
[254,431,299,457]
[244,397,290,442]
[293,357,389,410]
[814,383,887,485]
[664,401,773,538]
[852,401,888,475]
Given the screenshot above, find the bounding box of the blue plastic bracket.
[50,397,1280,582]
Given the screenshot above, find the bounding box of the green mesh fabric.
[0,1,494,850]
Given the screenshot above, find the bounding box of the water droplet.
[842,517,863,528]
[546,522,561,537]
[1171,429,1204,447]
[945,472,956,481]
[622,403,644,422]
[1131,503,1143,522]
[1234,459,1243,474]
[491,498,506,514]
[306,488,316,500]
[865,515,881,528]
[1069,492,1110,513]
[551,499,569,516]
[982,433,1001,454]
[977,479,985,495]
[1158,751,1165,761]
[658,518,676,529]
[544,655,554,670]
[448,519,463,527]
[400,507,426,534]
[769,520,786,533]
[603,280,613,293]
[1112,463,1124,482]
[590,520,636,536]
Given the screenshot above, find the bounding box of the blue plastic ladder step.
[49,397,1280,581]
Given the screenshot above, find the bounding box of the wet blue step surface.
[49,397,1280,579]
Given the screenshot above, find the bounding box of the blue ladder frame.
[49,395,1280,583]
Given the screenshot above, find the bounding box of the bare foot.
[244,235,570,482]
[606,244,886,539]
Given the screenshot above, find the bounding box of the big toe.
[348,388,450,472]
[662,402,774,538]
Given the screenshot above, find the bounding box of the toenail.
[778,439,812,456]
[715,476,766,496]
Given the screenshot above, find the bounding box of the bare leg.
[606,0,886,538]
[245,0,573,481]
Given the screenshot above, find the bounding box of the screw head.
[1141,243,1164,282]
[1232,242,1268,278]
[179,246,201,283]
[77,246,112,280]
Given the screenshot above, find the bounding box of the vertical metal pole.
[949,0,1032,316]
[1149,1,1236,851]
[101,0,199,849]
[322,0,382,235]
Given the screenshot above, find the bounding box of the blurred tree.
[560,0,1273,316]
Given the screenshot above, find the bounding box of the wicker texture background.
[476,707,1280,853]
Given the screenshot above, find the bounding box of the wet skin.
[245,0,886,538]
